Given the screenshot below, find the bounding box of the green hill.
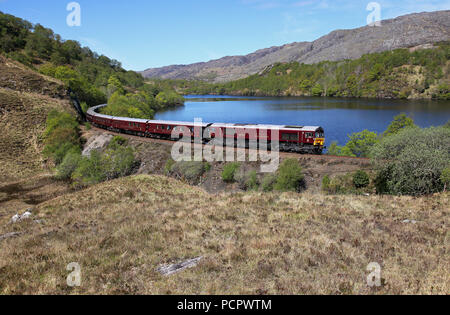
[178,43,450,100]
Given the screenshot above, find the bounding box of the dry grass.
[0,88,74,183]
[0,54,74,184]
[0,174,447,295]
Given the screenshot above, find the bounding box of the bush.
[108,135,128,150]
[222,163,241,182]
[171,161,207,184]
[165,159,175,175]
[322,175,331,191]
[235,169,259,190]
[441,167,450,191]
[262,174,277,192]
[383,113,416,137]
[371,126,450,196]
[246,171,259,191]
[70,145,137,187]
[102,146,136,180]
[43,110,81,165]
[72,151,105,187]
[345,130,379,158]
[56,148,82,180]
[274,159,304,192]
[353,170,370,188]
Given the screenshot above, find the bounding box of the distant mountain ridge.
[141,10,450,83]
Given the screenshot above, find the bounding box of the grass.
[0,54,75,184]
[0,174,448,294]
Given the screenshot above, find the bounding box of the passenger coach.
[87,105,326,154]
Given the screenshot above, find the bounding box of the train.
[86,104,326,154]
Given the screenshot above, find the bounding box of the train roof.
[87,105,322,131]
[210,123,322,132]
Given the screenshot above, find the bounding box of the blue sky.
[1,0,449,70]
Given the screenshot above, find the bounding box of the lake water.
[155,95,450,145]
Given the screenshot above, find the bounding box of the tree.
[383,113,416,137]
[345,130,379,158]
[311,84,323,96]
[25,24,55,59]
[327,141,357,157]
[107,75,125,98]
[371,126,450,196]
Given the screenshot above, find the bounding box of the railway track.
[90,126,370,162]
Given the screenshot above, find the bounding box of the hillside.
[141,10,450,83]
[181,42,450,99]
[0,175,448,294]
[0,54,75,183]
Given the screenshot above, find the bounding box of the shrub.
[171,161,207,184]
[235,169,259,191]
[102,146,136,180]
[345,130,379,158]
[441,167,450,192]
[56,148,82,180]
[85,122,91,130]
[274,159,304,192]
[246,171,259,191]
[108,135,128,150]
[322,175,331,192]
[383,113,416,137]
[70,144,137,187]
[371,126,450,196]
[222,163,241,182]
[262,174,277,192]
[43,110,81,165]
[353,170,370,188]
[165,159,175,175]
[72,151,105,187]
[327,141,357,157]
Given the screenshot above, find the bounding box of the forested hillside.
[0,11,184,118]
[174,43,450,100]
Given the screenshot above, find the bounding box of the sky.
[1,0,449,71]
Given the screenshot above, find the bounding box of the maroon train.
[87,104,326,154]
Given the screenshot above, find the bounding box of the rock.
[82,134,114,157]
[10,214,20,224]
[10,211,33,223]
[157,257,203,276]
[21,211,32,220]
[402,219,418,224]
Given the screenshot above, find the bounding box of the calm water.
[155,95,450,145]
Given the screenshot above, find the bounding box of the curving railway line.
[87,104,327,155]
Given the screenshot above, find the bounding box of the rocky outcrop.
[141,10,450,83]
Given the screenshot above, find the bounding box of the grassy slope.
[0,55,75,183]
[0,174,448,295]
